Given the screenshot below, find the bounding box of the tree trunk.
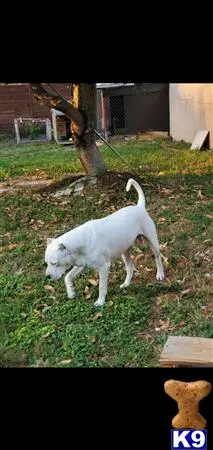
[71,84,106,176]
[30,83,106,176]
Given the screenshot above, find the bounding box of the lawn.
[0,138,213,367]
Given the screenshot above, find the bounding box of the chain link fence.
[97,89,126,139]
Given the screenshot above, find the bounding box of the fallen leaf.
[156,294,171,305]
[155,319,173,332]
[95,200,103,206]
[61,201,71,206]
[0,232,11,238]
[158,217,166,223]
[144,267,153,272]
[176,275,188,285]
[176,321,185,328]
[20,312,27,319]
[136,332,153,340]
[88,278,98,287]
[8,243,22,250]
[204,214,213,219]
[161,188,173,195]
[94,312,103,320]
[135,246,144,253]
[180,289,191,298]
[33,358,50,368]
[179,256,190,266]
[90,337,97,343]
[160,242,168,249]
[15,268,24,275]
[44,285,55,294]
[42,306,52,313]
[59,359,72,365]
[24,285,33,290]
[197,189,205,199]
[134,253,144,264]
[157,293,178,305]
[108,301,114,307]
[41,332,51,339]
[161,254,169,265]
[84,285,91,299]
[40,330,55,340]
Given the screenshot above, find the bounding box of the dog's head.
[45,237,73,280]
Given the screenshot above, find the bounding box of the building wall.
[169,83,213,147]
[124,87,169,134]
[0,84,71,132]
[102,83,169,135]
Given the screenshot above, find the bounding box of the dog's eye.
[51,263,58,266]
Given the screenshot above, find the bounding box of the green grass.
[0,138,213,367]
[0,138,212,181]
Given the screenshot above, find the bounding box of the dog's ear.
[47,237,54,246]
[58,243,66,251]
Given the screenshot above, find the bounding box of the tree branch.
[30,83,86,136]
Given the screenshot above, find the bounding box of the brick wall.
[0,83,71,133]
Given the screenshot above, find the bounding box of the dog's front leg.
[65,266,84,299]
[94,263,111,307]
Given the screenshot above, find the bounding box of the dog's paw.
[94,298,105,307]
[66,288,76,299]
[156,273,165,281]
[120,281,129,289]
[133,271,140,278]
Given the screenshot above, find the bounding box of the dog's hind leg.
[94,262,111,307]
[65,266,84,299]
[141,215,165,281]
[120,249,139,289]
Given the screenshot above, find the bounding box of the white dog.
[45,178,164,306]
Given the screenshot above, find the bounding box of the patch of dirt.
[109,131,170,142]
[42,171,143,194]
[41,173,85,193]
[0,175,52,194]
[98,171,142,187]
[0,171,144,196]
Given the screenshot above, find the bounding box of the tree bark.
[30,83,106,176]
[71,84,105,175]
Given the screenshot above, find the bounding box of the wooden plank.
[14,119,20,144]
[190,130,209,150]
[160,336,213,367]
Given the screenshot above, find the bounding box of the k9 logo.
[171,430,207,450]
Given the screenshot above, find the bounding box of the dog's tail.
[126,178,145,208]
